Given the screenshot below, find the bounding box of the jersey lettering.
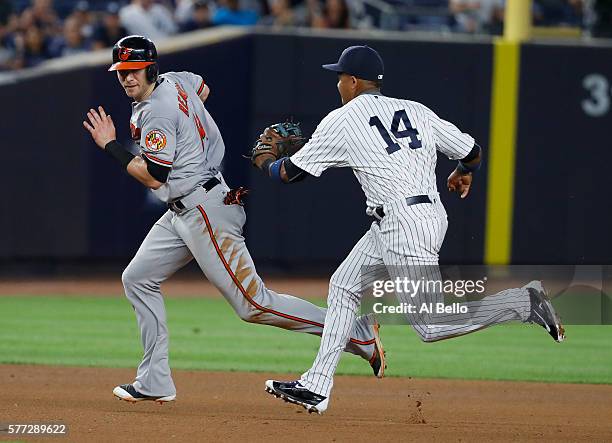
[369,110,421,154]
[194,113,206,150]
[175,82,189,117]
[369,115,399,154]
[391,110,421,149]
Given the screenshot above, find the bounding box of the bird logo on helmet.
[118,47,133,62]
[108,35,158,73]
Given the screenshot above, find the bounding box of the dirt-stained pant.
[122,178,377,397]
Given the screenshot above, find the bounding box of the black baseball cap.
[322,45,384,82]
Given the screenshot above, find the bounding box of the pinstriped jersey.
[290,93,475,209]
[129,71,224,203]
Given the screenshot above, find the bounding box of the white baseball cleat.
[113,384,176,404]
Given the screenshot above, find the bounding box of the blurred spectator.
[119,0,178,40]
[450,0,504,33]
[309,0,350,28]
[15,25,53,68]
[21,0,60,35]
[69,1,95,40]
[1,0,605,73]
[175,0,196,24]
[180,0,213,31]
[48,15,91,57]
[212,0,259,25]
[260,0,305,26]
[92,3,127,49]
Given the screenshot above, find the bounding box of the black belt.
[168,177,220,212]
[373,195,431,219]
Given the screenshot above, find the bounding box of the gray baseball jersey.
[293,92,532,400]
[130,71,224,202]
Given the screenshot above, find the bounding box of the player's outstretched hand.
[83,106,117,149]
[447,169,472,199]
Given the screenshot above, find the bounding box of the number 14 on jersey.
[369,109,422,154]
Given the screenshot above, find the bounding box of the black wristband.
[457,143,482,175]
[457,160,480,175]
[461,143,481,163]
[105,140,135,169]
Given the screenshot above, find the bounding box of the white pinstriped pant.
[300,195,531,398]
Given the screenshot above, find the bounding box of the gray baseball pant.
[122,180,377,397]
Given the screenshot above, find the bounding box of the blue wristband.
[269,159,284,182]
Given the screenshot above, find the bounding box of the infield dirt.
[1,364,611,442]
[2,278,612,441]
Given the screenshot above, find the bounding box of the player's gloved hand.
[249,121,307,169]
[83,106,117,149]
[447,168,473,199]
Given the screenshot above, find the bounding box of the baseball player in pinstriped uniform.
[254,45,565,414]
[82,36,385,404]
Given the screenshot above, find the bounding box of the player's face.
[337,73,356,105]
[116,68,149,100]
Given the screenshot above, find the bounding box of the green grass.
[0,296,610,384]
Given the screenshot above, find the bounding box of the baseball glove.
[249,121,307,167]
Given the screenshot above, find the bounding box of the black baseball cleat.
[265,380,329,414]
[112,384,176,404]
[369,323,387,378]
[524,281,566,342]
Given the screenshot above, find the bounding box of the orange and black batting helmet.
[108,35,158,81]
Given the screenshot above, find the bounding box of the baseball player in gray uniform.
[83,36,384,404]
[253,46,565,414]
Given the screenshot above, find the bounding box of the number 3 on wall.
[582,74,610,117]
[369,110,422,154]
